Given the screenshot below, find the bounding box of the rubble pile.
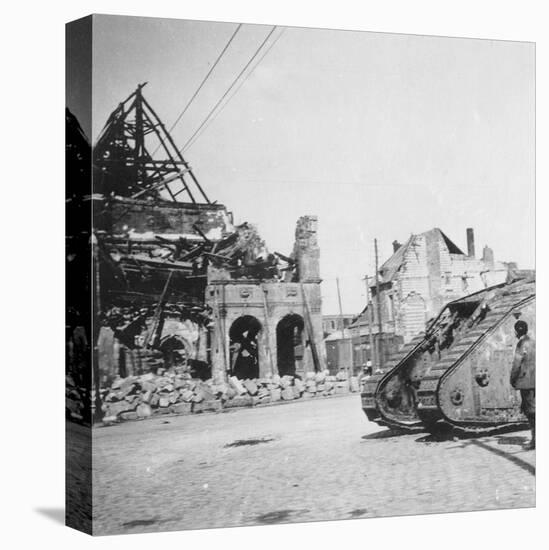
[66,375,88,423]
[98,370,361,424]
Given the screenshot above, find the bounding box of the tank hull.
[361,277,535,434]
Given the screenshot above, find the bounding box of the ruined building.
[78,84,325,388]
[350,227,515,367]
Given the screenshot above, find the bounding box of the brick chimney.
[482,245,494,267]
[466,228,475,257]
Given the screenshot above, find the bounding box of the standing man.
[510,320,536,450]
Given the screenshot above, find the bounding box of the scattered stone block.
[281,388,295,401]
[107,402,131,417]
[150,394,159,407]
[174,378,186,390]
[270,388,281,402]
[141,381,157,393]
[120,377,138,392]
[257,388,270,399]
[192,390,205,403]
[293,378,304,393]
[315,372,326,384]
[110,377,124,390]
[180,389,194,402]
[141,390,152,403]
[224,396,253,408]
[159,396,171,408]
[200,386,216,401]
[170,402,192,415]
[224,387,237,400]
[136,403,152,418]
[120,411,138,421]
[229,376,247,395]
[244,380,258,396]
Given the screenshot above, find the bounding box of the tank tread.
[361,336,426,427]
[417,288,535,433]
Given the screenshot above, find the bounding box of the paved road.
[92,394,535,535]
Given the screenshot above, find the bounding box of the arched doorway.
[276,314,305,377]
[159,335,191,370]
[229,315,262,379]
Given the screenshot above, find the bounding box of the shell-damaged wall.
[207,281,324,380]
[93,196,234,241]
[96,207,325,385]
[207,216,326,381]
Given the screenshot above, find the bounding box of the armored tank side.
[416,278,535,433]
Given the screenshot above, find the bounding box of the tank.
[361,275,535,433]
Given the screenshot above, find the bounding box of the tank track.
[416,289,535,433]
[361,334,425,429]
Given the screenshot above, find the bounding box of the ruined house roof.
[350,228,467,330]
[378,228,464,284]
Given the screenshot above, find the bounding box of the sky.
[68,15,535,314]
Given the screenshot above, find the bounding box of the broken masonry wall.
[97,313,210,386]
[293,216,321,282]
[377,230,516,344]
[207,215,325,381]
[93,196,234,240]
[207,281,325,381]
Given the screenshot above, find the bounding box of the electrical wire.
[179,26,278,154]
[151,23,242,156]
[183,27,286,153]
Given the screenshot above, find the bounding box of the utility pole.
[364,275,376,371]
[336,278,353,378]
[374,239,384,370]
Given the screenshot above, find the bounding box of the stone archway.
[276,314,305,377]
[229,315,262,379]
[159,335,192,370]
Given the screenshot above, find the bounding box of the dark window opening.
[229,315,262,379]
[276,314,305,377]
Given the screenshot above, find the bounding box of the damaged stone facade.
[96,198,325,388]
[208,216,324,383]
[67,86,326,423]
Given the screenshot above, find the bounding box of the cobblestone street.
[92,394,535,535]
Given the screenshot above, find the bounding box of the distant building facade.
[322,314,355,337]
[350,228,514,367]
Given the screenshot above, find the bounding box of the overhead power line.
[152,23,242,155]
[180,25,278,154]
[183,27,286,153]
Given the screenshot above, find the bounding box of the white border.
[2,1,545,549]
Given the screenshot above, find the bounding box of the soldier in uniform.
[510,320,535,450]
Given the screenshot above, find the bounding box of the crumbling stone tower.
[293,216,321,282]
